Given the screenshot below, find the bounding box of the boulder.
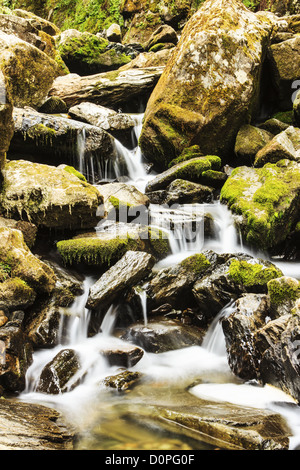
[192,255,283,321]
[9,107,116,180]
[68,102,135,148]
[0,278,36,312]
[100,343,144,367]
[48,67,164,112]
[234,124,273,165]
[0,31,66,108]
[220,160,300,250]
[0,399,74,450]
[267,35,300,110]
[145,25,178,51]
[254,127,300,167]
[145,155,222,193]
[58,30,132,75]
[0,70,14,170]
[120,317,205,353]
[0,227,56,295]
[0,160,104,231]
[267,276,300,316]
[222,293,271,381]
[36,348,81,394]
[57,224,171,267]
[119,49,172,70]
[103,370,142,391]
[86,251,155,310]
[95,182,150,217]
[293,89,300,127]
[139,0,273,169]
[12,9,60,36]
[106,23,122,43]
[0,321,33,392]
[0,217,37,249]
[154,179,214,205]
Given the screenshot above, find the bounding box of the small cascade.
[202,302,236,357]
[134,285,148,326]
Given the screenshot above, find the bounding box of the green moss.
[147,227,170,258]
[0,262,12,282]
[27,123,57,146]
[168,145,203,168]
[63,166,87,182]
[272,111,294,125]
[267,277,300,305]
[228,259,282,287]
[180,253,211,275]
[109,195,133,210]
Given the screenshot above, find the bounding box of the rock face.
[36,349,81,394]
[48,67,164,112]
[0,399,75,450]
[139,0,273,169]
[220,160,300,250]
[0,70,14,170]
[0,160,103,231]
[86,251,155,310]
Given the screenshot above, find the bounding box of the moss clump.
[228,259,282,287]
[267,276,300,305]
[180,253,211,275]
[109,195,133,210]
[63,166,87,182]
[272,111,294,125]
[0,262,12,282]
[168,145,203,168]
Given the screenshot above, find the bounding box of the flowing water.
[19,113,300,450]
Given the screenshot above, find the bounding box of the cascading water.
[20,111,300,450]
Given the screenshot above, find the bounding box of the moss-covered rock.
[0,160,104,231]
[0,70,14,171]
[145,155,222,193]
[228,258,282,288]
[58,30,132,75]
[254,127,300,167]
[220,160,300,250]
[0,227,56,294]
[234,124,273,165]
[0,30,66,108]
[0,277,36,311]
[267,276,300,306]
[139,0,273,169]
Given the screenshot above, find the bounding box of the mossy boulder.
[36,349,81,394]
[57,224,170,267]
[254,127,300,167]
[139,0,273,169]
[234,124,273,165]
[0,30,66,109]
[293,89,300,128]
[0,227,56,295]
[267,276,300,313]
[0,277,36,311]
[220,160,300,251]
[0,70,14,171]
[227,258,283,289]
[58,30,132,75]
[145,155,222,193]
[0,160,104,231]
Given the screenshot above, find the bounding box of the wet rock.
[157,179,214,205]
[120,49,172,70]
[48,67,164,112]
[0,399,75,449]
[0,31,66,109]
[100,343,144,367]
[222,294,271,381]
[192,255,283,321]
[234,124,273,165]
[68,102,135,147]
[145,156,222,192]
[36,348,81,394]
[139,0,273,169]
[121,317,205,353]
[146,252,212,311]
[0,321,33,392]
[293,89,300,127]
[86,251,155,311]
[103,370,142,391]
[267,276,300,316]
[9,107,116,175]
[0,217,37,249]
[0,70,14,171]
[0,278,36,312]
[96,182,150,218]
[0,227,56,295]
[0,159,104,231]
[220,160,300,251]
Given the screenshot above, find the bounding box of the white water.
[20,112,300,449]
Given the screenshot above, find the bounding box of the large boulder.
[220,160,300,251]
[0,70,14,171]
[0,31,66,108]
[0,160,104,231]
[139,0,273,169]
[48,67,164,112]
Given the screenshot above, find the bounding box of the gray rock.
[86,251,155,310]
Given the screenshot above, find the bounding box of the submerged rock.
[86,251,155,311]
[0,160,103,231]
[139,0,273,168]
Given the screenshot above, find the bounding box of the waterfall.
[201,302,236,357]
[134,285,148,326]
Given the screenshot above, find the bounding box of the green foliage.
[0,262,12,282]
